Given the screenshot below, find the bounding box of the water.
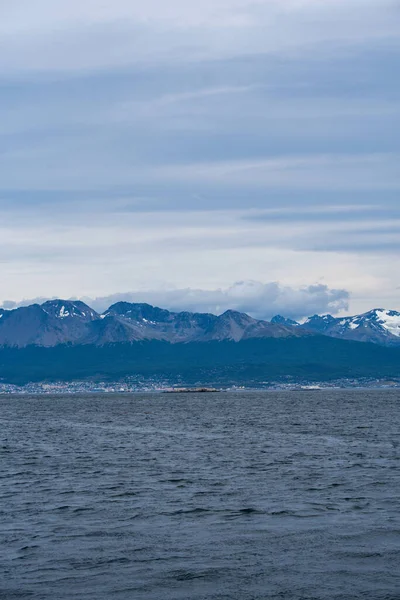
[1,390,400,600]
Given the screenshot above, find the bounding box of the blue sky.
[1,0,399,318]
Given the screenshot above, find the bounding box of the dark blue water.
[1,390,400,599]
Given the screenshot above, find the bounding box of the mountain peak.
[105,301,172,323]
[271,315,300,327]
[41,299,98,320]
[366,308,400,337]
[300,307,400,344]
[305,314,335,322]
[303,314,336,333]
[1,297,399,349]
[219,309,255,321]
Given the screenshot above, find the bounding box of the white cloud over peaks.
[81,281,350,320]
[1,281,349,320]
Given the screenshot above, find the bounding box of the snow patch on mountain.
[300,307,400,345]
[59,306,70,318]
[375,309,400,337]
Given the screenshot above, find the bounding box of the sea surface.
[1,390,400,600]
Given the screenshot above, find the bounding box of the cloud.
[0,204,398,317]
[1,1,399,75]
[1,280,350,320]
[0,297,52,310]
[84,281,350,319]
[146,153,400,192]
[0,0,399,317]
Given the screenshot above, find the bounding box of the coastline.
[1,378,399,395]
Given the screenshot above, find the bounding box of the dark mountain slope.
[1,336,399,385]
[0,301,100,347]
[0,300,310,347]
[271,315,300,327]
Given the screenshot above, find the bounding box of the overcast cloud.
[1,0,399,315]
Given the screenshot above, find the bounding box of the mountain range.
[0,299,308,348]
[273,309,400,346]
[1,299,400,385]
[0,299,399,348]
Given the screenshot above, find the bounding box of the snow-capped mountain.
[1,299,399,348]
[41,299,98,321]
[299,308,400,346]
[0,301,100,347]
[0,300,309,348]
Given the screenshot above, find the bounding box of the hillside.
[0,337,399,385]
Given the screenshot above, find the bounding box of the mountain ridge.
[0,299,309,348]
[289,308,400,346]
[0,299,399,348]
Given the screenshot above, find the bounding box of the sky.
[1,0,399,319]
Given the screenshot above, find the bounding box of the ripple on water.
[1,390,400,600]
